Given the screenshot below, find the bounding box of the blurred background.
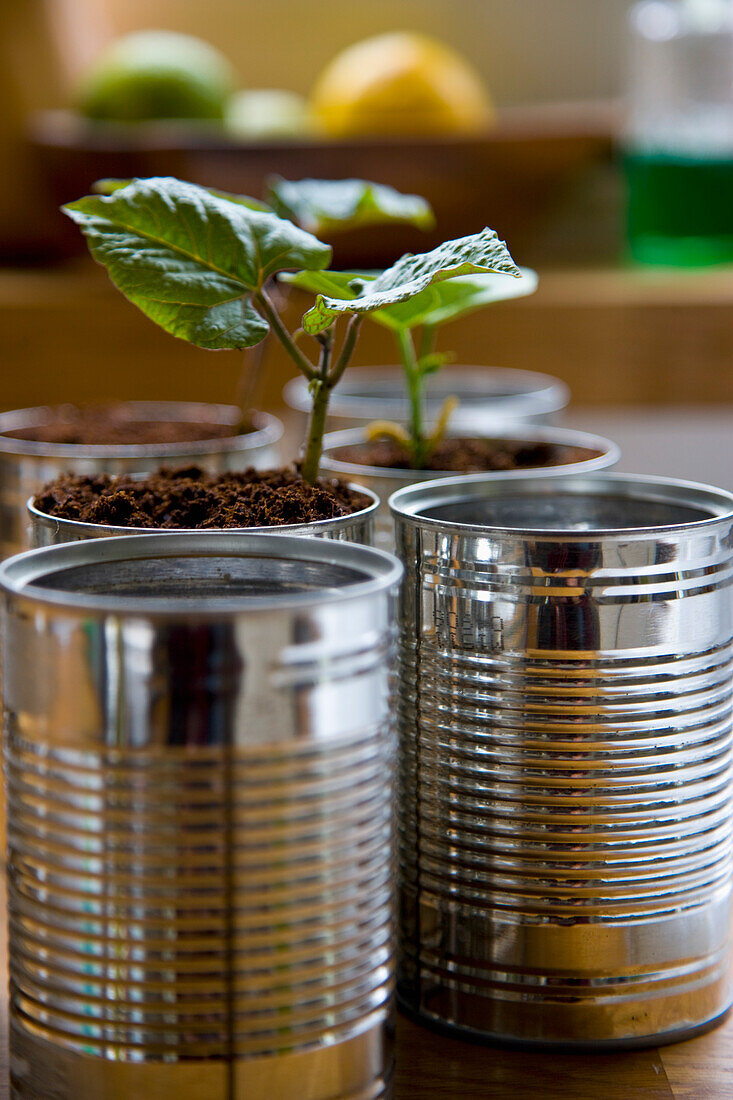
[2,0,732,418]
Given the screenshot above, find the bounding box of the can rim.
[319,425,620,482]
[27,482,380,539]
[0,404,283,459]
[389,471,733,537]
[284,366,570,419]
[0,532,403,615]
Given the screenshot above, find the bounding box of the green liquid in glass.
[624,148,733,266]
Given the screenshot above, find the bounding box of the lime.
[77,31,235,122]
[310,32,494,138]
[226,89,312,140]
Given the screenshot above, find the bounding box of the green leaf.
[267,177,435,236]
[379,268,538,330]
[283,268,436,333]
[302,228,522,334]
[93,177,271,211]
[282,268,366,302]
[63,176,330,349]
[284,264,537,336]
[417,269,538,327]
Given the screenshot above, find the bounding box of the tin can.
[28,483,379,548]
[0,403,283,558]
[0,532,402,1098]
[389,472,733,1048]
[284,366,570,435]
[320,426,620,551]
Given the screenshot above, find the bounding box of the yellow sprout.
[364,420,412,447]
[425,395,459,459]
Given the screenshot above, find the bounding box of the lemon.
[78,31,235,122]
[310,32,494,138]
[226,89,313,140]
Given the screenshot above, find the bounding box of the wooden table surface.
[394,1012,733,1099]
[3,409,733,1099]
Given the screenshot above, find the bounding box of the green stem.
[255,287,317,381]
[254,290,362,484]
[300,316,362,483]
[329,314,362,387]
[419,323,437,361]
[300,333,333,485]
[395,328,426,468]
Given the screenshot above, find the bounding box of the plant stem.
[300,333,333,485]
[329,314,362,387]
[235,342,266,432]
[300,316,362,484]
[396,328,426,468]
[255,290,362,485]
[255,287,317,381]
[419,324,436,361]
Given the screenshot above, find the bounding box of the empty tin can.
[389,472,733,1048]
[0,532,402,1098]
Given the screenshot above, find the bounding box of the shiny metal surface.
[389,472,733,1047]
[0,533,402,1098]
[320,426,620,551]
[284,367,570,434]
[0,403,283,559]
[28,483,379,548]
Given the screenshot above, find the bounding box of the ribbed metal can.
[27,483,379,548]
[389,472,733,1048]
[0,532,402,1099]
[0,403,283,559]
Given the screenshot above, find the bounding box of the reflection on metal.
[391,472,733,1047]
[1,533,402,1098]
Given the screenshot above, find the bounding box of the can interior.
[422,490,717,532]
[26,554,368,602]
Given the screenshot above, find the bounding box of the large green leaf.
[63,176,331,349]
[302,228,522,334]
[287,262,536,334]
[92,177,271,210]
[267,177,435,236]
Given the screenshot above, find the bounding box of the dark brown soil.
[4,404,249,446]
[34,467,370,529]
[336,438,600,473]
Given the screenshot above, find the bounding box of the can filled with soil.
[28,467,379,546]
[0,532,402,1099]
[390,472,733,1048]
[0,402,283,558]
[320,425,620,550]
